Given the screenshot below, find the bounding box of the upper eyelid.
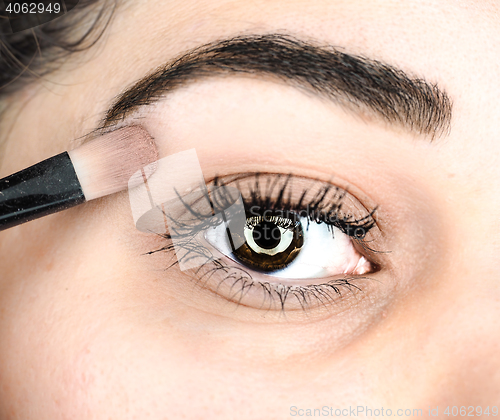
[157,173,379,258]
[209,173,378,224]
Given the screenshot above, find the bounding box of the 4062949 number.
[5,2,61,14]
[444,406,498,417]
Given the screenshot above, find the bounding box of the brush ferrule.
[0,152,85,231]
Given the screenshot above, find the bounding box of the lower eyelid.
[174,253,373,312]
[143,228,389,318]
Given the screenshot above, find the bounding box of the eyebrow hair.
[103,34,452,139]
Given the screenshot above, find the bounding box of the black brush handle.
[0,152,85,231]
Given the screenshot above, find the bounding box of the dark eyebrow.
[103,34,452,139]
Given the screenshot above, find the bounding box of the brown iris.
[232,213,304,272]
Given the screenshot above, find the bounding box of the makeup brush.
[0,126,158,231]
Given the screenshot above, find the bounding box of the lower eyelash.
[146,241,368,312]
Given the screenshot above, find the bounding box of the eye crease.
[148,173,382,311]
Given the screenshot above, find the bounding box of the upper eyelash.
[146,173,380,311]
[213,173,378,239]
[162,173,376,243]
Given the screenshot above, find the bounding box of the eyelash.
[226,173,378,239]
[146,173,381,312]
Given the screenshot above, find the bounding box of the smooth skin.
[0,0,499,418]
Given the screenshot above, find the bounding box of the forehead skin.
[0,0,500,419]
[2,0,500,165]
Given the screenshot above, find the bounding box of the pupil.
[253,221,281,250]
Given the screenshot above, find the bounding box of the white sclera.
[206,217,364,280]
[273,220,358,278]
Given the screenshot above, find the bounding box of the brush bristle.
[68,126,159,201]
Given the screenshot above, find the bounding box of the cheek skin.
[0,164,432,419]
[0,195,381,419]
[0,157,464,420]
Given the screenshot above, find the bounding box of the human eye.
[205,174,374,279]
[146,172,383,313]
